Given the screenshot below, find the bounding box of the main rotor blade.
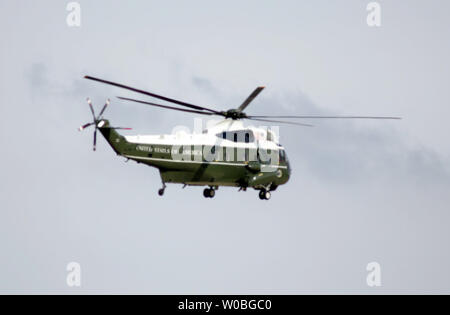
[237,86,265,112]
[247,117,314,127]
[249,115,402,120]
[84,75,222,114]
[117,96,219,117]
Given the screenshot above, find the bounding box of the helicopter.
[80,75,400,200]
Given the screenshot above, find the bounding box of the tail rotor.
[79,98,131,151]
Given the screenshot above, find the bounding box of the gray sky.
[1,0,450,293]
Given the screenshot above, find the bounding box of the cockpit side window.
[279,150,286,163]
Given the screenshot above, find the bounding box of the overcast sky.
[1,0,450,294]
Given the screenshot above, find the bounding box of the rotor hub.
[225,109,247,120]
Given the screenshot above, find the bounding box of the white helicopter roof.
[204,119,279,142]
[204,118,245,133]
[124,118,282,149]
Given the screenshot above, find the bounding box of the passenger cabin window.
[216,130,254,143]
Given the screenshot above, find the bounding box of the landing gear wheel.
[203,188,215,198]
[259,190,271,200]
[158,178,167,197]
[259,190,265,200]
[158,182,166,196]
